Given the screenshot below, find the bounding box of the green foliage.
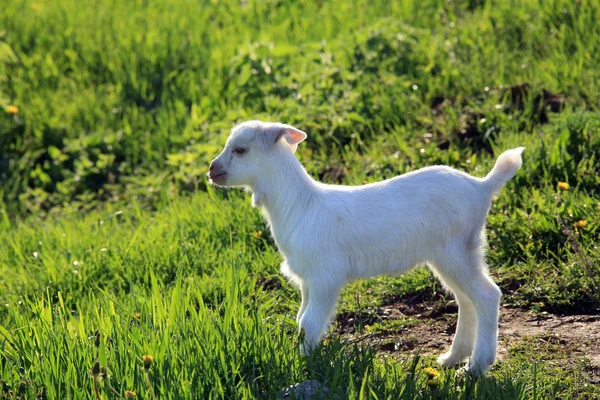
[2,0,600,214]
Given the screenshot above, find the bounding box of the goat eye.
[233,147,246,155]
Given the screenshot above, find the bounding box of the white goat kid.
[208,120,524,377]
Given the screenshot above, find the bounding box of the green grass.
[1,0,600,398]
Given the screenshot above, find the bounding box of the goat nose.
[209,160,216,171]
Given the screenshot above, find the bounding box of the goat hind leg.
[432,252,500,376]
[464,272,501,377]
[437,291,476,367]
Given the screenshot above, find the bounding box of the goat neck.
[251,149,316,246]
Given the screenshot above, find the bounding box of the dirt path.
[334,299,600,383]
[498,307,600,381]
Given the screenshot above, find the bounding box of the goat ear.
[266,123,307,153]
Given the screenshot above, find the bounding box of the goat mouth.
[208,171,227,184]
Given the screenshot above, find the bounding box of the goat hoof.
[464,358,491,378]
[437,351,468,367]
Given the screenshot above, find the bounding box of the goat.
[208,120,524,377]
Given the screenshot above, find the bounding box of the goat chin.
[213,121,524,377]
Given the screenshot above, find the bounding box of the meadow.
[1,0,600,398]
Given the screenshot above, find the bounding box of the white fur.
[209,120,524,377]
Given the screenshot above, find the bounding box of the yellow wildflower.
[532,302,545,310]
[142,354,154,370]
[424,367,440,379]
[91,360,101,378]
[574,220,587,228]
[125,390,137,399]
[558,182,569,190]
[5,105,19,114]
[252,230,262,238]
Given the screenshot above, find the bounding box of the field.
[1,0,600,398]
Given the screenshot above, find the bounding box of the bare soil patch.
[334,296,600,383]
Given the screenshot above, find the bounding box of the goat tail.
[482,147,525,195]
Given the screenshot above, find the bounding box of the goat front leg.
[296,281,310,323]
[298,282,341,355]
